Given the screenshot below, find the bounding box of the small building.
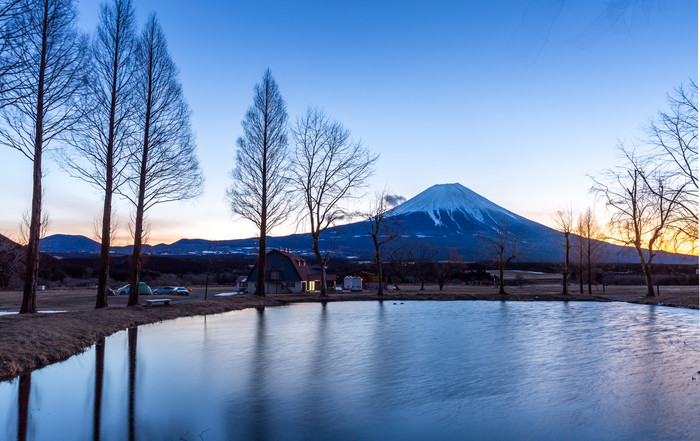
[343,276,362,291]
[235,276,247,292]
[247,249,336,294]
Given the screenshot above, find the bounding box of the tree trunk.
[586,240,592,295]
[21,5,49,314]
[562,233,569,295]
[21,150,41,314]
[498,256,506,294]
[312,233,326,297]
[96,41,121,309]
[95,188,112,309]
[255,231,266,296]
[374,239,383,296]
[642,262,655,297]
[579,262,584,294]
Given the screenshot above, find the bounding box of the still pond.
[1,301,699,440]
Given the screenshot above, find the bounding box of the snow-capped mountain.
[390,183,518,226]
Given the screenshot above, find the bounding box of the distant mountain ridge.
[39,183,696,264]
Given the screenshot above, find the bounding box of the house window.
[270,271,280,280]
[280,261,284,270]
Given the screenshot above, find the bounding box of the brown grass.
[1,283,697,382]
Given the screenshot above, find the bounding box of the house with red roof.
[247,249,336,294]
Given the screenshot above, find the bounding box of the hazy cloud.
[384,194,407,208]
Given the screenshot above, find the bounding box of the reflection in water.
[248,307,268,440]
[17,373,30,441]
[1,302,699,441]
[128,327,137,441]
[93,337,105,441]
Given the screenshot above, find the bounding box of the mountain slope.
[38,183,695,264]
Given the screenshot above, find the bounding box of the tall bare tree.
[124,14,203,306]
[645,81,698,251]
[593,148,682,297]
[553,207,573,295]
[292,107,377,296]
[480,217,518,294]
[62,0,136,309]
[227,69,289,297]
[365,190,399,296]
[0,0,86,313]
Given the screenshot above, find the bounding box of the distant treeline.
[2,253,695,291]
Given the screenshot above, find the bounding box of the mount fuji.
[40,183,693,264]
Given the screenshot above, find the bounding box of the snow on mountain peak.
[390,183,518,226]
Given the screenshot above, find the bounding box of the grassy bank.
[1,284,697,382]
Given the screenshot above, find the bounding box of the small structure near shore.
[247,249,336,294]
[343,276,362,291]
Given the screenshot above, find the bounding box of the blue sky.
[0,0,696,244]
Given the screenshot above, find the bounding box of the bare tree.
[365,190,399,296]
[227,68,289,297]
[553,207,573,294]
[0,0,87,313]
[575,207,603,294]
[0,0,27,109]
[62,0,136,309]
[124,14,203,306]
[408,240,437,291]
[480,217,519,294]
[292,107,377,297]
[592,148,682,297]
[645,81,698,251]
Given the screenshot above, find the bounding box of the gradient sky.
[0,0,696,245]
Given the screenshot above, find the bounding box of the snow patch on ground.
[214,292,244,297]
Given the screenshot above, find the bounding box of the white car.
[174,287,190,296]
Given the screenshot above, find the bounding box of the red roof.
[273,249,312,281]
[272,249,335,282]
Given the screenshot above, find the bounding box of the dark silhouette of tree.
[0,0,27,109]
[645,81,698,252]
[574,207,603,294]
[228,69,289,297]
[592,148,682,297]
[365,190,399,296]
[0,0,87,313]
[62,0,136,309]
[292,107,377,297]
[553,207,573,294]
[480,217,518,294]
[408,240,437,291]
[124,14,203,306]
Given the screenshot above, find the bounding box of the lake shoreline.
[1,290,697,382]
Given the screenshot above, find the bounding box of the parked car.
[107,288,116,296]
[153,286,177,295]
[174,287,190,296]
[117,282,152,296]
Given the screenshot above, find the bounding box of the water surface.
[1,301,699,440]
